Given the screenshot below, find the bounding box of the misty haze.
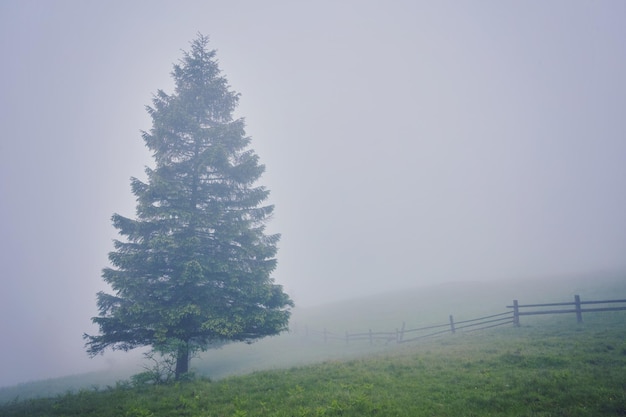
[1,1,625,407]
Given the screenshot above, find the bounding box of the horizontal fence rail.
[453,311,515,333]
[507,295,626,326]
[399,311,514,343]
[296,294,625,346]
[299,311,515,346]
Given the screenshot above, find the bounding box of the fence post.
[449,315,456,334]
[513,300,520,327]
[395,323,403,343]
[575,295,583,323]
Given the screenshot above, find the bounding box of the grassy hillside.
[1,311,625,416]
[1,271,624,408]
[191,270,626,378]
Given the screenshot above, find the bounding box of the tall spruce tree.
[84,34,293,379]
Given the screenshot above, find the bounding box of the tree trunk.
[175,342,189,380]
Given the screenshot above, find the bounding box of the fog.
[1,1,625,388]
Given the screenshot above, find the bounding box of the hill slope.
[1,311,625,416]
[1,270,624,404]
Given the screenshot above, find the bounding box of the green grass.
[2,311,625,416]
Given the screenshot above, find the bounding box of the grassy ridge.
[192,271,626,376]
[2,312,625,416]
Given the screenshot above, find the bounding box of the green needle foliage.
[84,34,293,379]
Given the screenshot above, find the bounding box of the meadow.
[1,273,625,416]
[1,311,625,416]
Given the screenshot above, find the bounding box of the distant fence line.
[296,295,626,346]
[298,311,515,345]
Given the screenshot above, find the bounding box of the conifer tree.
[84,34,293,379]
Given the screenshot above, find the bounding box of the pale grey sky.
[1,0,625,387]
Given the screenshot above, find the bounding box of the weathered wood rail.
[303,311,515,345]
[507,295,626,326]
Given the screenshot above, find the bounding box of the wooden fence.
[302,311,515,345]
[507,294,626,326]
[398,311,514,344]
[299,295,626,345]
